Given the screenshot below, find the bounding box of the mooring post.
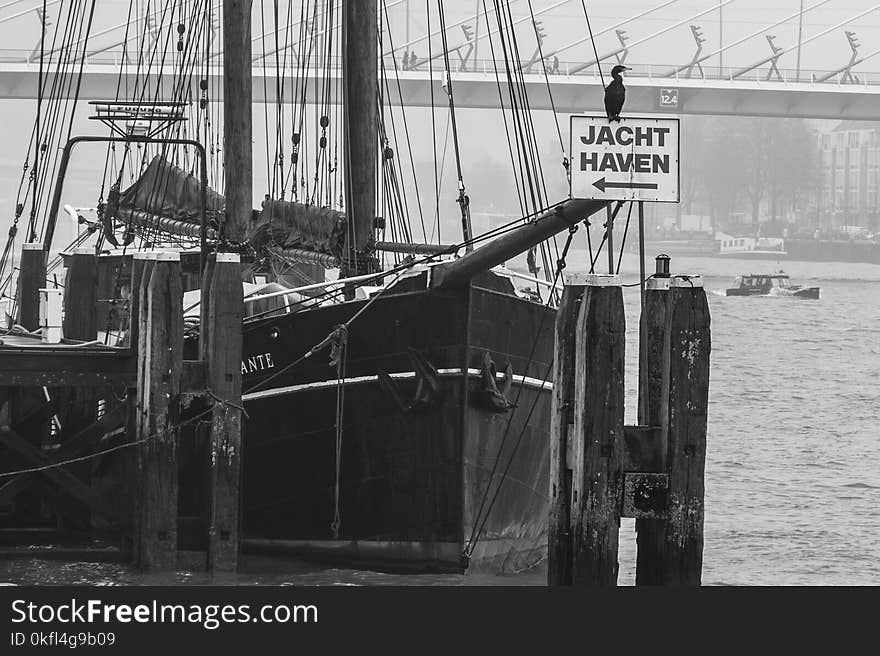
[548,273,588,586]
[14,244,48,449]
[18,243,46,331]
[661,276,710,585]
[635,261,710,586]
[62,247,98,342]
[123,252,153,349]
[570,274,625,586]
[124,252,154,559]
[60,247,99,508]
[134,251,183,570]
[635,264,672,585]
[204,253,244,572]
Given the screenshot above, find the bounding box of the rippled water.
[612,255,880,586]
[3,256,879,585]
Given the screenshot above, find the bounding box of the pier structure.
[0,246,244,572]
[548,260,710,586]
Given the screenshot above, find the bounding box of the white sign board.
[570,115,680,203]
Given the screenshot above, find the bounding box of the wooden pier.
[0,246,244,572]
[549,265,711,586]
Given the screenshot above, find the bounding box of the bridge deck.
[0,59,879,120]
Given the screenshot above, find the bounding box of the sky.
[0,0,877,241]
[3,1,880,74]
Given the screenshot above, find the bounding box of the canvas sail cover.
[117,155,225,224]
[116,155,347,258]
[251,198,347,259]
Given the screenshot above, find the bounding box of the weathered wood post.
[11,243,49,453]
[134,251,183,570]
[569,274,625,586]
[122,252,153,558]
[636,272,672,584]
[125,252,153,349]
[548,273,587,585]
[60,248,99,512]
[202,253,244,572]
[62,247,98,342]
[636,265,710,586]
[17,243,46,331]
[661,276,710,584]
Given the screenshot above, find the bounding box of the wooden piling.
[60,248,99,509]
[635,276,672,585]
[636,276,710,585]
[124,252,153,349]
[569,274,625,586]
[134,252,183,570]
[62,247,98,342]
[548,274,587,586]
[204,253,244,572]
[17,243,46,331]
[123,252,153,558]
[662,278,710,585]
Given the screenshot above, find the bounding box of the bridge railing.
[2,47,879,88]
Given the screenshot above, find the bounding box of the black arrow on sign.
[592,177,659,193]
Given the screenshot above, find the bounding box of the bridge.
[2,0,880,120]
[1,55,879,120]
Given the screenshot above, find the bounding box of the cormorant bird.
[604,65,631,122]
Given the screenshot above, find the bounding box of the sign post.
[570,115,680,203]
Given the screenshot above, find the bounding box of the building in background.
[817,121,880,236]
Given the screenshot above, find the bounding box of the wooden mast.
[343,0,378,274]
[223,0,252,244]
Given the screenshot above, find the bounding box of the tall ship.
[0,1,611,574]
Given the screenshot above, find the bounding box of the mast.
[343,0,378,273]
[223,0,252,244]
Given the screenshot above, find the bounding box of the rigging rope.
[436,0,473,250]
[464,222,580,561]
[581,0,605,88]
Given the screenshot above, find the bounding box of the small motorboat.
[725,271,820,299]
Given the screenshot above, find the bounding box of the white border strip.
[243,367,552,402]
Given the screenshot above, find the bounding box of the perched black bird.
[604,64,631,122]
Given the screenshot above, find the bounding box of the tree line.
[680,116,819,230]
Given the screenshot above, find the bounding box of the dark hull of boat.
[237,273,554,575]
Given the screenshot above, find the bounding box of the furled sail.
[251,198,347,259]
[111,155,347,259]
[116,155,225,224]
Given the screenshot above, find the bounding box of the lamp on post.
[655,253,671,278]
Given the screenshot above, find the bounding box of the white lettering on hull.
[241,352,275,375]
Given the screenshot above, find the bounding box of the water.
[615,255,880,585]
[3,257,879,585]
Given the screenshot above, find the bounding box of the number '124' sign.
[659,88,679,108]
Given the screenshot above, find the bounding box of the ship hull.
[238,273,554,575]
